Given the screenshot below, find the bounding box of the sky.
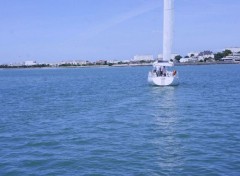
[0,0,240,63]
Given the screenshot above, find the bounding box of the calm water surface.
[0,65,240,175]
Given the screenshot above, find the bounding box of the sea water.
[0,64,240,175]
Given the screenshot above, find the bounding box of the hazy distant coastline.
[0,61,239,70]
[1,48,240,70]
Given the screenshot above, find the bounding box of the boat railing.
[150,70,177,77]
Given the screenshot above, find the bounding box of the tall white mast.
[163,0,174,62]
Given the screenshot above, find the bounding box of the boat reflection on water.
[150,86,178,119]
[148,86,185,173]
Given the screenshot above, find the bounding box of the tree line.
[174,50,233,62]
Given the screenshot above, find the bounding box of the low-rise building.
[179,58,189,63]
[59,60,89,65]
[24,61,37,66]
[96,60,107,65]
[197,51,214,61]
[222,53,240,62]
[133,55,154,62]
[75,60,89,65]
[122,60,130,64]
[108,60,119,64]
[234,53,240,62]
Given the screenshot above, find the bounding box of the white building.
[179,57,197,63]
[75,60,89,65]
[60,60,88,65]
[197,51,214,61]
[122,60,130,63]
[179,58,189,63]
[222,53,240,62]
[234,53,240,62]
[24,61,37,66]
[133,55,154,62]
[108,60,120,64]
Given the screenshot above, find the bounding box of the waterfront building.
[179,57,197,63]
[96,60,107,65]
[222,53,240,62]
[122,60,130,64]
[197,51,214,61]
[234,53,240,62]
[24,61,37,66]
[75,60,89,65]
[107,60,120,64]
[179,58,189,63]
[133,55,154,62]
[59,60,89,65]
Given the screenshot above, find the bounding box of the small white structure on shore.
[108,60,120,64]
[133,55,154,62]
[180,58,190,63]
[24,61,37,66]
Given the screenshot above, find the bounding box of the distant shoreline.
[0,61,239,70]
[175,61,239,66]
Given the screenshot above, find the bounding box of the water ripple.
[0,65,240,175]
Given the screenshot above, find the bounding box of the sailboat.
[148,0,179,86]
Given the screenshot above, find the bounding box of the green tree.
[223,49,232,57]
[140,60,146,63]
[174,55,182,62]
[214,52,224,61]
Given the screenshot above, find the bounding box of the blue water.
[0,64,240,175]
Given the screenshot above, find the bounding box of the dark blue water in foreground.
[0,64,240,175]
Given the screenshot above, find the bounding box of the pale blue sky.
[0,0,240,63]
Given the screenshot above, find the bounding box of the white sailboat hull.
[148,72,179,86]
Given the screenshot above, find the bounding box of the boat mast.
[163,0,174,62]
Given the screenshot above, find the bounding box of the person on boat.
[173,70,177,76]
[156,66,160,76]
[153,67,156,73]
[160,66,163,76]
[162,66,166,76]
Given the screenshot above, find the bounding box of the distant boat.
[148,0,179,86]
